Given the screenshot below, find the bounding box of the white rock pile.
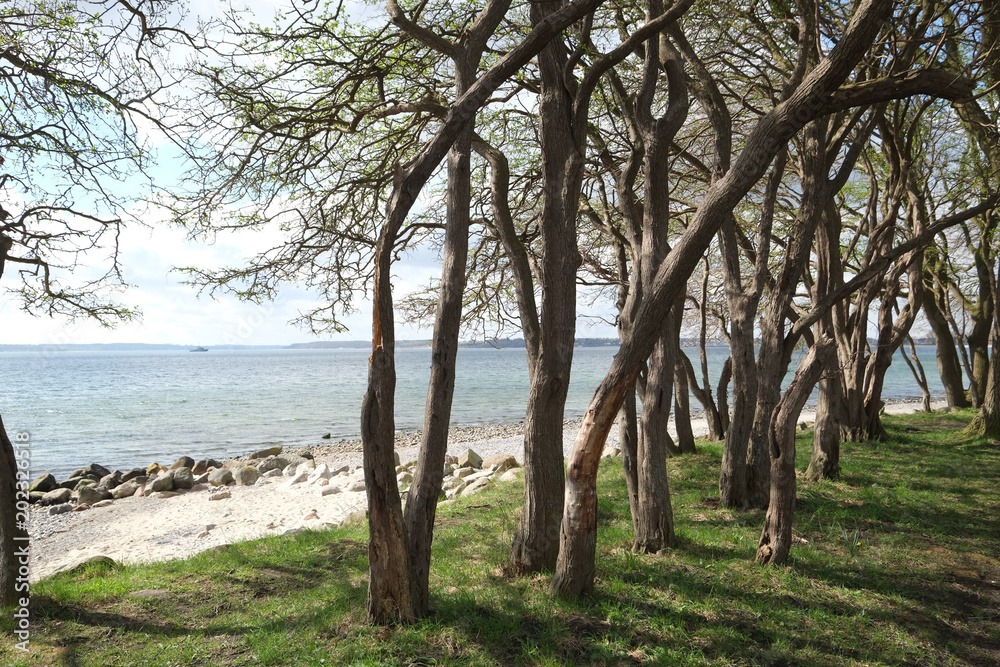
[27,443,524,523]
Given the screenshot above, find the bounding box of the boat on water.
[190,346,209,352]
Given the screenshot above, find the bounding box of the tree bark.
[673,354,697,454]
[748,114,831,508]
[966,214,1000,437]
[717,148,787,507]
[510,0,699,574]
[808,192,847,481]
[1,415,29,609]
[624,15,690,554]
[403,93,474,619]
[718,218,758,509]
[806,374,844,481]
[757,339,835,566]
[509,0,582,574]
[921,285,970,408]
[618,388,642,534]
[679,350,723,441]
[634,333,677,553]
[966,323,1000,437]
[361,228,415,623]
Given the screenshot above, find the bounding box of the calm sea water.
[1,345,948,478]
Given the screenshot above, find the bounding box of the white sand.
[27,398,945,581]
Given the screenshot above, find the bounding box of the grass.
[3,410,999,666]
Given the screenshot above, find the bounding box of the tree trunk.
[552,365,640,597]
[403,67,475,617]
[1,415,30,609]
[921,286,970,408]
[900,334,933,413]
[628,26,690,550]
[806,374,844,480]
[719,299,756,508]
[381,0,512,617]
[969,295,992,407]
[717,356,732,435]
[696,260,724,440]
[757,339,835,566]
[862,247,923,440]
[716,148,788,507]
[679,350,723,441]
[966,331,1000,437]
[361,347,415,625]
[509,0,582,573]
[634,334,677,553]
[618,388,641,534]
[808,193,846,481]
[674,356,697,454]
[361,220,415,624]
[749,114,830,508]
[966,226,1000,437]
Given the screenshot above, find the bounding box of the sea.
[1,345,950,479]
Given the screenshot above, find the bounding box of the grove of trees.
[2,0,998,626]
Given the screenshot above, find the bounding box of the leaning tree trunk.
[1,414,29,609]
[757,339,835,566]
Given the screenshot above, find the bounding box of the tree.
[385,0,514,618]
[0,0,180,608]
[756,338,835,566]
[175,0,616,623]
[552,0,979,598]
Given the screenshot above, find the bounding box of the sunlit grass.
[2,409,998,665]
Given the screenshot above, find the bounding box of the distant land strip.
[0,336,938,352]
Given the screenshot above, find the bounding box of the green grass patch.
[3,410,998,665]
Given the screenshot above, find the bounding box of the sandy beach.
[27,398,946,581]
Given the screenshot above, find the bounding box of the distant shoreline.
[0,338,941,352]
[0,338,623,352]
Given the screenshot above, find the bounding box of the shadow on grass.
[16,412,1000,666]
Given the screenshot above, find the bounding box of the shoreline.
[27,397,947,582]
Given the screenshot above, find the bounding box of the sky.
[0,201,617,346]
[0,0,622,347]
